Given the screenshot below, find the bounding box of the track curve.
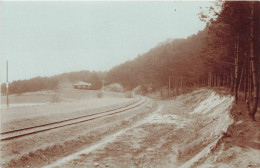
[1,97,147,141]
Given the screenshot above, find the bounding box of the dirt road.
[1,89,259,168]
[48,89,235,168]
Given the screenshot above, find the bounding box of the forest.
[1,71,104,95]
[1,1,259,120]
[106,1,260,120]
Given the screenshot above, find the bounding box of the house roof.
[74,81,91,86]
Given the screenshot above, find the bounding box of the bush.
[104,83,124,92]
[125,92,134,98]
[97,91,103,98]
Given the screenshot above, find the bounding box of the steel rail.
[1,98,141,135]
[1,98,147,141]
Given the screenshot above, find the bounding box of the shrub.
[125,92,133,98]
[97,91,103,98]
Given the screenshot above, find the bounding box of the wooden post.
[6,61,9,107]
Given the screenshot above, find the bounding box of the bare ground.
[0,94,154,167]
[1,89,259,168]
[45,89,235,168]
[194,95,260,168]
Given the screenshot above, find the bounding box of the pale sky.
[1,1,215,82]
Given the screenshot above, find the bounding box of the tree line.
[1,71,104,95]
[200,1,260,121]
[1,1,259,120]
[105,1,260,120]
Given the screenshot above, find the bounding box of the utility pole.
[102,80,105,92]
[6,61,9,107]
[181,54,183,89]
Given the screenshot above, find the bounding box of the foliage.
[104,83,124,92]
[1,70,105,95]
[105,31,209,90]
[105,1,260,120]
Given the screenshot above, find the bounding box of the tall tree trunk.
[249,62,253,100]
[208,72,212,87]
[215,74,218,87]
[238,63,245,92]
[231,69,234,92]
[245,53,248,101]
[249,1,258,121]
[235,37,239,104]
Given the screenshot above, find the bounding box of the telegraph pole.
[6,61,9,107]
[102,80,105,92]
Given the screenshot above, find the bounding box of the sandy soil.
[0,93,153,167]
[1,89,259,168]
[194,94,260,168]
[56,89,234,168]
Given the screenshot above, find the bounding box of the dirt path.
[44,89,236,168]
[43,106,163,168]
[2,89,258,168]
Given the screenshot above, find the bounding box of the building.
[73,81,92,89]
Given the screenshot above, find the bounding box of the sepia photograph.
[1,0,260,167]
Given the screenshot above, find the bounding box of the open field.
[1,89,135,131]
[1,88,125,107]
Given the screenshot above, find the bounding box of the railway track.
[0,97,147,141]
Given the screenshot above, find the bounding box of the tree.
[249,1,259,121]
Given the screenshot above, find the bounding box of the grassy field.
[1,88,126,107]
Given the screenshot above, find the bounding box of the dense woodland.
[1,1,259,120]
[106,1,260,120]
[1,71,104,95]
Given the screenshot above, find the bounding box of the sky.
[1,1,215,82]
